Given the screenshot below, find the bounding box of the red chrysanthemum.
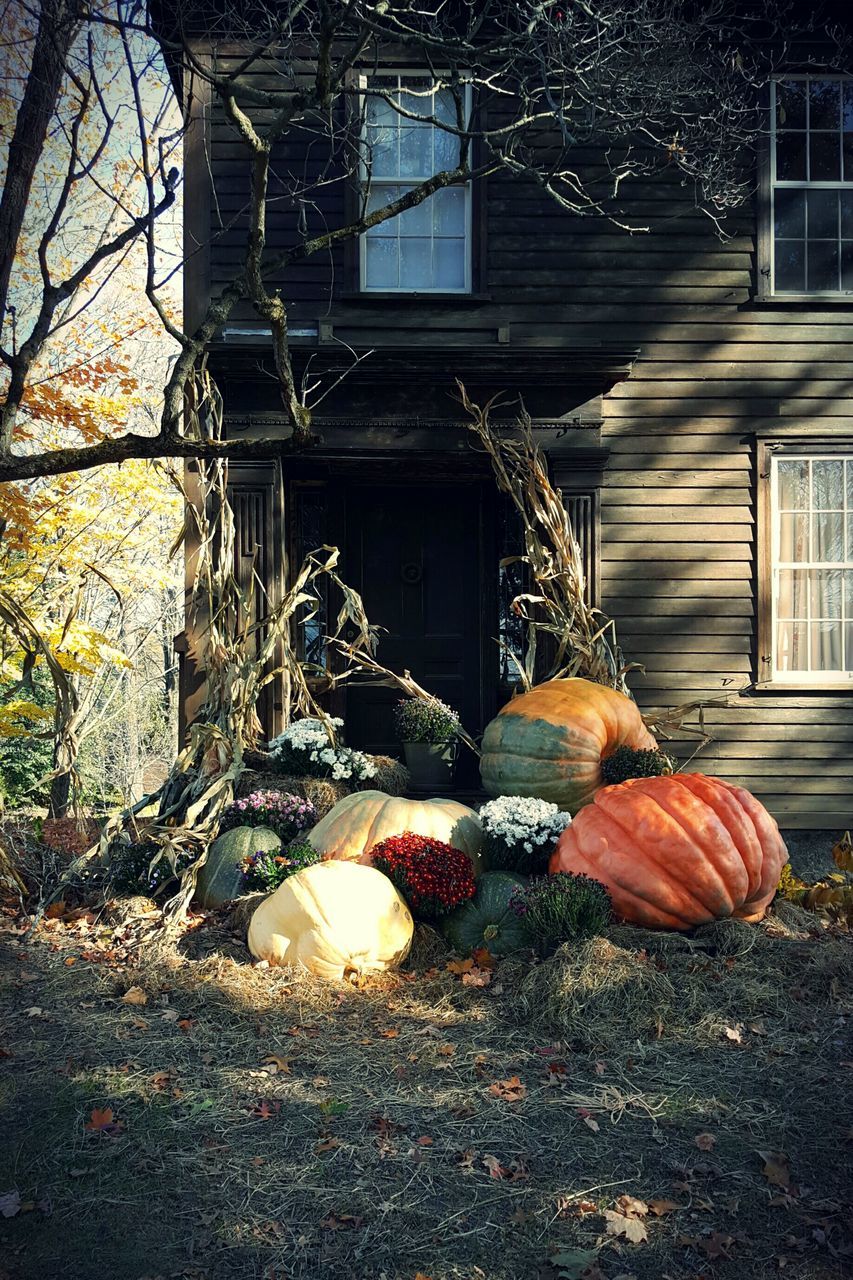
[369,832,476,918]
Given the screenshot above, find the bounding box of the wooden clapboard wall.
[195,60,853,827]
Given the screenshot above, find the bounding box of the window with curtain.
[359,73,471,292]
[770,76,853,295]
[771,451,853,680]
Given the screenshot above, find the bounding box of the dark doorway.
[342,482,485,785]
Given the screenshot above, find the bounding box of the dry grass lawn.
[1,896,851,1280]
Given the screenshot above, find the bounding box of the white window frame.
[770,449,853,683]
[769,74,853,299]
[358,71,473,294]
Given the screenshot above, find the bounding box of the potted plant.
[393,697,461,790]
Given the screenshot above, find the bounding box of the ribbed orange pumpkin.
[549,773,788,930]
[480,677,658,814]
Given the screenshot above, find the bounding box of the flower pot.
[402,741,457,791]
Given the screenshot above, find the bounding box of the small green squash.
[196,825,281,909]
[443,871,527,957]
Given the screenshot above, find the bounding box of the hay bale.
[227,891,267,936]
[515,936,676,1048]
[236,756,409,820]
[406,922,450,971]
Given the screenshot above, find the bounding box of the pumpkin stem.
[600,746,675,786]
[483,924,499,942]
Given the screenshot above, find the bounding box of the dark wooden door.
[343,484,483,781]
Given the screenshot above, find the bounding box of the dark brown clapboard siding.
[196,62,853,828]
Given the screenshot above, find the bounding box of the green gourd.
[196,825,281,909]
[443,871,527,957]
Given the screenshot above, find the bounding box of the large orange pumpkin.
[480,677,658,814]
[307,790,483,872]
[549,773,788,929]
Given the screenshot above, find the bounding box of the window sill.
[754,292,853,306]
[748,680,853,694]
[339,291,492,305]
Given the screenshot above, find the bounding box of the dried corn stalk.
[459,383,637,694]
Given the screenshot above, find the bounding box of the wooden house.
[168,18,853,830]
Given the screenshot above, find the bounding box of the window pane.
[435,88,458,127]
[365,93,398,128]
[847,622,853,672]
[365,237,398,288]
[777,620,808,671]
[775,189,805,238]
[434,239,465,289]
[399,236,433,288]
[809,132,841,181]
[848,460,853,507]
[843,242,853,292]
[776,132,806,180]
[398,78,434,117]
[777,79,806,129]
[807,239,839,292]
[366,183,399,215]
[433,125,461,171]
[811,568,843,618]
[813,511,844,561]
[780,512,810,560]
[399,124,431,176]
[812,458,844,508]
[434,186,465,235]
[845,82,853,129]
[848,514,853,560]
[398,198,432,236]
[807,189,838,239]
[845,569,853,615]
[809,80,840,130]
[811,621,842,670]
[778,459,809,510]
[366,124,398,177]
[843,192,853,238]
[845,134,853,182]
[775,241,805,291]
[778,568,808,617]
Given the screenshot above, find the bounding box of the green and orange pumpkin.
[549,772,788,930]
[480,677,658,814]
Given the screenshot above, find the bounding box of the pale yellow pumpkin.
[247,860,413,980]
[307,790,483,873]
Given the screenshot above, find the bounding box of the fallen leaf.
[648,1198,681,1216]
[150,1071,172,1092]
[758,1150,792,1189]
[616,1193,649,1218]
[262,1054,291,1074]
[577,1107,600,1133]
[488,1076,526,1102]
[121,986,147,1006]
[698,1230,735,1260]
[548,1246,601,1279]
[379,1028,399,1039]
[44,902,66,919]
[84,1107,123,1136]
[63,956,76,967]
[177,1018,196,1032]
[446,957,474,974]
[483,1154,507,1179]
[694,1132,716,1151]
[461,967,491,987]
[315,1137,342,1153]
[0,1190,21,1218]
[437,1043,456,1057]
[24,1006,43,1017]
[594,1060,606,1076]
[250,1100,281,1120]
[320,1212,362,1231]
[723,1024,744,1044]
[471,946,497,970]
[603,1208,649,1243]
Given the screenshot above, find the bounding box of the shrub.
[479,795,571,875]
[600,745,674,786]
[509,872,611,954]
[393,697,460,744]
[268,718,377,783]
[240,839,322,893]
[108,840,195,898]
[219,790,317,843]
[370,831,476,919]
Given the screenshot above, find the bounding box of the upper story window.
[771,76,853,295]
[769,449,853,682]
[359,74,472,293]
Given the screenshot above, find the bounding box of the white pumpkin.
[307,790,483,872]
[247,860,414,980]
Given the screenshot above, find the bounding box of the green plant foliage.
[510,873,611,954]
[600,745,674,786]
[443,871,528,956]
[393,697,460,744]
[108,840,194,898]
[240,839,322,893]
